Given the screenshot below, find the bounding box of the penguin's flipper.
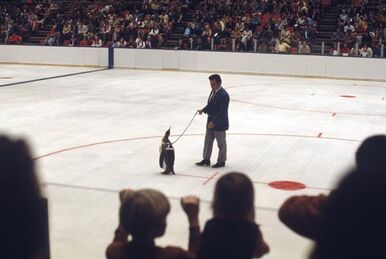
[159,151,165,169]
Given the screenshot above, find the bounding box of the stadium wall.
[0,45,108,67]
[1,45,386,81]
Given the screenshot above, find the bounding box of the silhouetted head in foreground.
[212,172,255,222]
[0,135,43,259]
[312,167,386,259]
[355,135,386,175]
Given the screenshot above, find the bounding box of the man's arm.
[200,91,215,114]
[201,104,209,114]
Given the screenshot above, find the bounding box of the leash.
[171,111,198,145]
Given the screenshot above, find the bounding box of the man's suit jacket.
[202,87,230,131]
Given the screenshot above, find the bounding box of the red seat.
[272,14,281,22]
[262,14,271,21]
[79,40,88,47]
[321,0,331,7]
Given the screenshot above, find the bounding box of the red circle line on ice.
[268,181,306,190]
[34,133,360,192]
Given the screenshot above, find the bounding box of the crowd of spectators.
[0,2,59,44]
[1,0,319,53]
[330,0,386,57]
[177,0,320,54]
[2,1,386,59]
[3,0,386,57]
[40,0,188,48]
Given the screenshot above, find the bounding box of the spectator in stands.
[135,36,147,48]
[231,28,242,51]
[79,21,89,40]
[101,21,112,42]
[251,14,261,30]
[276,40,291,53]
[280,26,292,46]
[258,41,270,53]
[343,30,356,48]
[349,44,359,56]
[177,36,190,50]
[331,28,344,46]
[62,21,72,41]
[241,26,253,51]
[201,24,212,50]
[299,41,311,54]
[183,22,192,38]
[344,21,355,33]
[355,15,368,33]
[0,135,47,259]
[292,28,302,47]
[277,18,289,33]
[148,24,161,48]
[116,38,128,48]
[338,9,348,24]
[44,32,59,46]
[7,32,22,44]
[278,135,386,240]
[301,24,315,42]
[106,188,195,259]
[181,172,270,259]
[92,35,102,47]
[341,43,350,56]
[329,43,340,55]
[372,41,383,57]
[2,22,12,43]
[377,27,386,45]
[359,44,373,57]
[194,37,204,50]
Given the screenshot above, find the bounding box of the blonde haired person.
[276,40,291,53]
[299,41,311,54]
[106,189,195,259]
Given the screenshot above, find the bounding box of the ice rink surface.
[1,64,385,259]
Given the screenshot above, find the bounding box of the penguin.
[159,128,175,175]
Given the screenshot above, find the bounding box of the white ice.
[0,64,385,259]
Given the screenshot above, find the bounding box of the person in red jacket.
[278,135,386,240]
[7,33,22,44]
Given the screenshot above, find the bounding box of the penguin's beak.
[165,127,171,137]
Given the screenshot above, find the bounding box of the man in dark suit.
[196,74,229,168]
